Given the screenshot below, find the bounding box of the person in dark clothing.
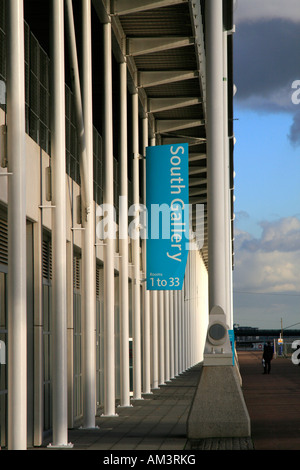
[296,344,300,366]
[263,342,274,374]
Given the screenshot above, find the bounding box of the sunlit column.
[169,290,175,379]
[206,0,227,315]
[164,291,170,382]
[158,290,165,384]
[142,116,151,394]
[151,290,159,389]
[178,290,182,374]
[149,137,158,390]
[103,20,116,416]
[223,28,233,329]
[49,0,71,447]
[119,59,130,407]
[7,0,27,450]
[81,0,96,428]
[174,291,179,376]
[132,91,142,399]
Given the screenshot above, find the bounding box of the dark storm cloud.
[234,19,300,142]
[234,20,300,106]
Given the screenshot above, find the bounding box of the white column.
[142,116,151,394]
[164,291,170,382]
[178,290,182,374]
[149,137,159,390]
[186,255,190,368]
[103,20,116,416]
[206,0,226,314]
[7,0,27,450]
[132,92,142,399]
[49,0,70,448]
[191,250,196,365]
[181,287,185,371]
[158,290,165,384]
[174,291,179,377]
[183,261,187,370]
[223,29,233,329]
[181,279,187,371]
[151,291,159,389]
[81,0,96,428]
[189,253,193,366]
[119,60,130,407]
[169,291,174,379]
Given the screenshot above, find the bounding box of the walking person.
[263,342,274,374]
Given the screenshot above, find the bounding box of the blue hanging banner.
[228,330,235,365]
[146,143,189,290]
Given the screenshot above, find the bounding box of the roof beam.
[189,177,207,187]
[161,136,206,146]
[189,153,206,162]
[148,97,201,113]
[138,70,198,88]
[189,166,207,176]
[112,0,188,16]
[127,37,193,57]
[189,187,207,197]
[190,0,207,114]
[92,0,110,23]
[189,196,207,205]
[156,119,204,133]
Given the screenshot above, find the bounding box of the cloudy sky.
[233,0,300,329]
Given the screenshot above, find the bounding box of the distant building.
[234,326,300,352]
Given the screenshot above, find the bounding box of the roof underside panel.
[111,0,209,263]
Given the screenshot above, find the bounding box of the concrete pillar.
[132,92,142,399]
[142,116,151,394]
[187,0,250,440]
[151,291,159,389]
[178,290,182,374]
[81,0,96,428]
[119,60,131,407]
[49,0,71,448]
[6,0,27,450]
[164,292,170,382]
[174,291,179,377]
[169,291,175,379]
[223,30,233,329]
[149,137,159,390]
[103,20,116,416]
[158,290,165,385]
[181,286,185,371]
[206,0,226,314]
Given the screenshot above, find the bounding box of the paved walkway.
[237,350,300,451]
[27,350,300,452]
[41,365,201,451]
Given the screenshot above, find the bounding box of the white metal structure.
[0,0,237,449]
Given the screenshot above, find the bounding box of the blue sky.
[234,108,300,237]
[232,0,300,329]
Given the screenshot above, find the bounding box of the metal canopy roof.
[95,0,214,265]
[24,0,234,269]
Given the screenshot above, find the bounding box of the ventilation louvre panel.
[42,239,52,281]
[73,256,81,291]
[0,217,8,266]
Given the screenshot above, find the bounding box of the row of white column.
[5,2,206,450]
[206,0,233,327]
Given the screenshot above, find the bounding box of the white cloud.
[234,217,300,294]
[234,0,300,24]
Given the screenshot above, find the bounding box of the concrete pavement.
[27,350,300,452]
[237,350,300,451]
[41,365,201,451]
